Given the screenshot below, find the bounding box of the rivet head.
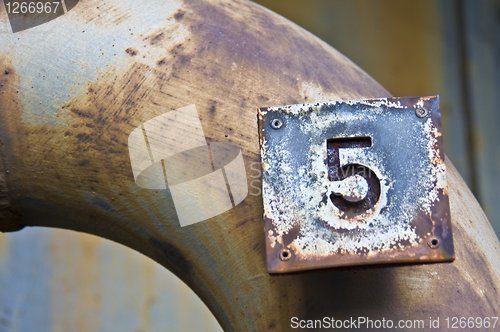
[271,118,283,129]
[416,108,428,118]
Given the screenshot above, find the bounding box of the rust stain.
[5,0,387,212]
[0,57,24,232]
[125,47,138,57]
[173,9,186,21]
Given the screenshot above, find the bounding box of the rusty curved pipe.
[1,0,499,330]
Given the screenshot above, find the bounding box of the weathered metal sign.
[258,96,454,273]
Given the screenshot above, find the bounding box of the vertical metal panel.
[0,229,52,332]
[461,0,500,236]
[438,0,474,187]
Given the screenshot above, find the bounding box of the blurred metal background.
[1,0,499,331]
[0,228,223,332]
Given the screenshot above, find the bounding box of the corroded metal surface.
[1,0,499,330]
[259,96,454,273]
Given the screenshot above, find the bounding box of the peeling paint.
[330,174,368,202]
[258,96,454,273]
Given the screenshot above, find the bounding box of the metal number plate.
[258,96,454,273]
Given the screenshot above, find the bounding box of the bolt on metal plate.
[258,96,454,274]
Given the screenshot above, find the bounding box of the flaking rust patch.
[258,96,454,273]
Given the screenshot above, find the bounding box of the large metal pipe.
[1,0,499,330]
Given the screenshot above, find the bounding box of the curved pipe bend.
[1,0,499,330]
